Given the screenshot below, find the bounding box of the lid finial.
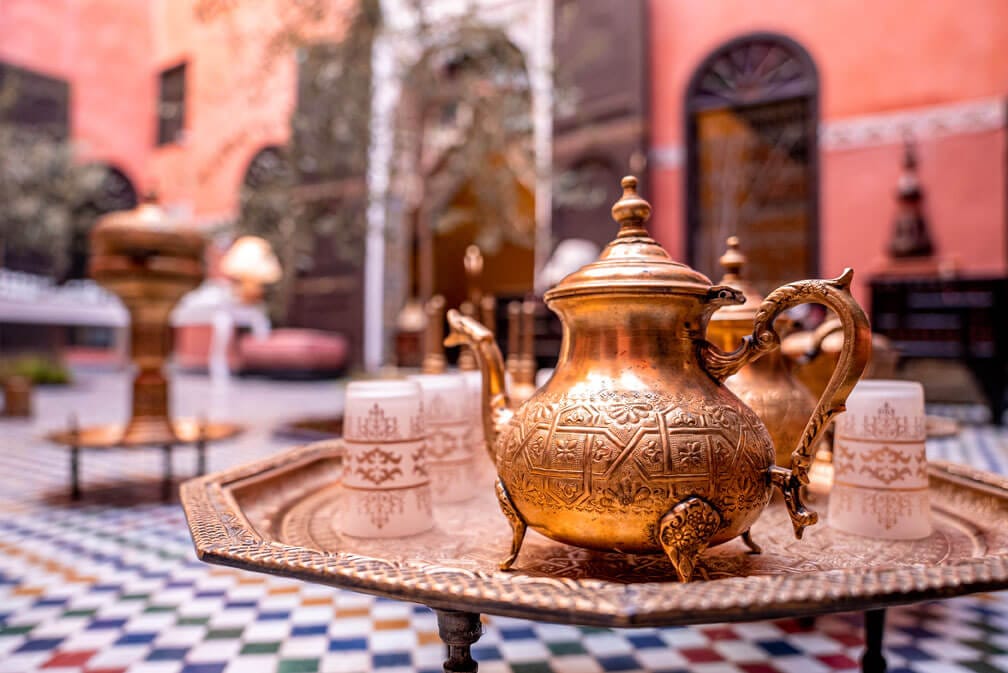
[611,176,652,238]
[463,244,484,305]
[718,235,746,281]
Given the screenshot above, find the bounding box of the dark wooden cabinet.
[870,276,1008,424]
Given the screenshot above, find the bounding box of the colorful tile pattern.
[1,371,1008,672]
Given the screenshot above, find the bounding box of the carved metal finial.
[611,175,652,238]
[464,245,484,279]
[718,235,746,281]
[505,300,521,379]
[457,300,478,371]
[888,136,933,258]
[464,245,484,306]
[519,298,537,385]
[480,294,496,335]
[422,295,447,374]
[902,132,918,171]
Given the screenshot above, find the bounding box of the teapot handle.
[700,268,872,484]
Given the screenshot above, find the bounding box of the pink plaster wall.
[822,129,1006,302]
[2,0,351,223]
[649,0,1008,144]
[0,0,154,190]
[148,0,301,220]
[647,0,1008,297]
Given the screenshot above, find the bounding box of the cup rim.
[407,372,467,390]
[850,379,924,395]
[347,379,422,397]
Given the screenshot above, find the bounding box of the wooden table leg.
[70,445,81,501]
[196,437,207,476]
[862,608,887,673]
[162,444,173,502]
[436,609,482,673]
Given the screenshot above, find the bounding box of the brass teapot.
[783,317,900,399]
[445,177,870,582]
[707,237,817,468]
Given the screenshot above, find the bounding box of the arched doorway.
[241,146,289,192]
[393,29,536,311]
[67,165,138,280]
[685,33,819,290]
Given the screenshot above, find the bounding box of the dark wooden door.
[685,33,819,291]
[551,0,649,250]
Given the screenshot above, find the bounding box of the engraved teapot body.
[446,177,871,581]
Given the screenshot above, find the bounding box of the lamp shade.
[220,235,281,284]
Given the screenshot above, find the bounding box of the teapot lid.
[709,236,763,322]
[543,176,713,302]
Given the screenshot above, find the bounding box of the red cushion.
[238,329,348,371]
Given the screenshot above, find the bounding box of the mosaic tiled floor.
[2,370,1008,673]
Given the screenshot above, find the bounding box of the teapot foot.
[658,497,721,582]
[495,479,527,571]
[741,529,762,554]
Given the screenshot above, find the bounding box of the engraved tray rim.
[180,440,1008,627]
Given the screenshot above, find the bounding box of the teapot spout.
[445,309,512,464]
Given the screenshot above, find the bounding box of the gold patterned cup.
[341,380,433,538]
[829,380,931,540]
[409,373,477,503]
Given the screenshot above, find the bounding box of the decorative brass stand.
[422,295,448,374]
[45,197,242,501]
[503,298,538,406]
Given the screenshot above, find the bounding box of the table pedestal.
[862,609,887,673]
[436,610,482,673]
[432,608,887,673]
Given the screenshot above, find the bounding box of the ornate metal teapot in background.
[707,237,817,468]
[782,317,900,400]
[446,177,871,582]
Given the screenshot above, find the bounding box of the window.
[157,63,186,145]
[0,61,70,140]
[685,34,819,291]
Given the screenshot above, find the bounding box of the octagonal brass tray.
[181,440,1008,628]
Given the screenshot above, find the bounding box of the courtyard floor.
[2,369,1008,673]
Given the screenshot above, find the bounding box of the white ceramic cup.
[460,370,490,454]
[408,373,468,425]
[829,380,931,539]
[344,379,425,443]
[341,379,433,538]
[409,372,476,503]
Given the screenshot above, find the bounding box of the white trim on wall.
[650,96,1007,170]
[821,97,1006,150]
